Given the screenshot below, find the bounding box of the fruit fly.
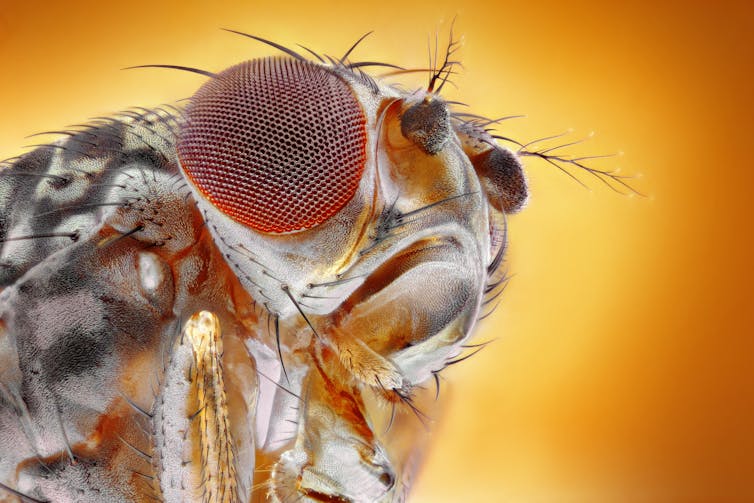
[0,28,634,502]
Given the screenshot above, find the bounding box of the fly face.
[163,48,522,501]
[168,43,529,501]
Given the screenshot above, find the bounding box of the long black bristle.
[221,29,306,61]
[122,64,217,78]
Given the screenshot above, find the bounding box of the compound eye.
[177,57,368,234]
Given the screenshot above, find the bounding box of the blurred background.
[0,1,751,501]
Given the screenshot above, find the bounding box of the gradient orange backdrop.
[1,1,752,502]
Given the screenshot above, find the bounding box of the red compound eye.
[177,57,368,234]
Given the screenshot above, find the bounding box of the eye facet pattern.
[177,57,368,234]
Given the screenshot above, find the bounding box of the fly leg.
[152,311,256,503]
[270,344,395,503]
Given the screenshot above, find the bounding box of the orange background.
[1,1,752,501]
